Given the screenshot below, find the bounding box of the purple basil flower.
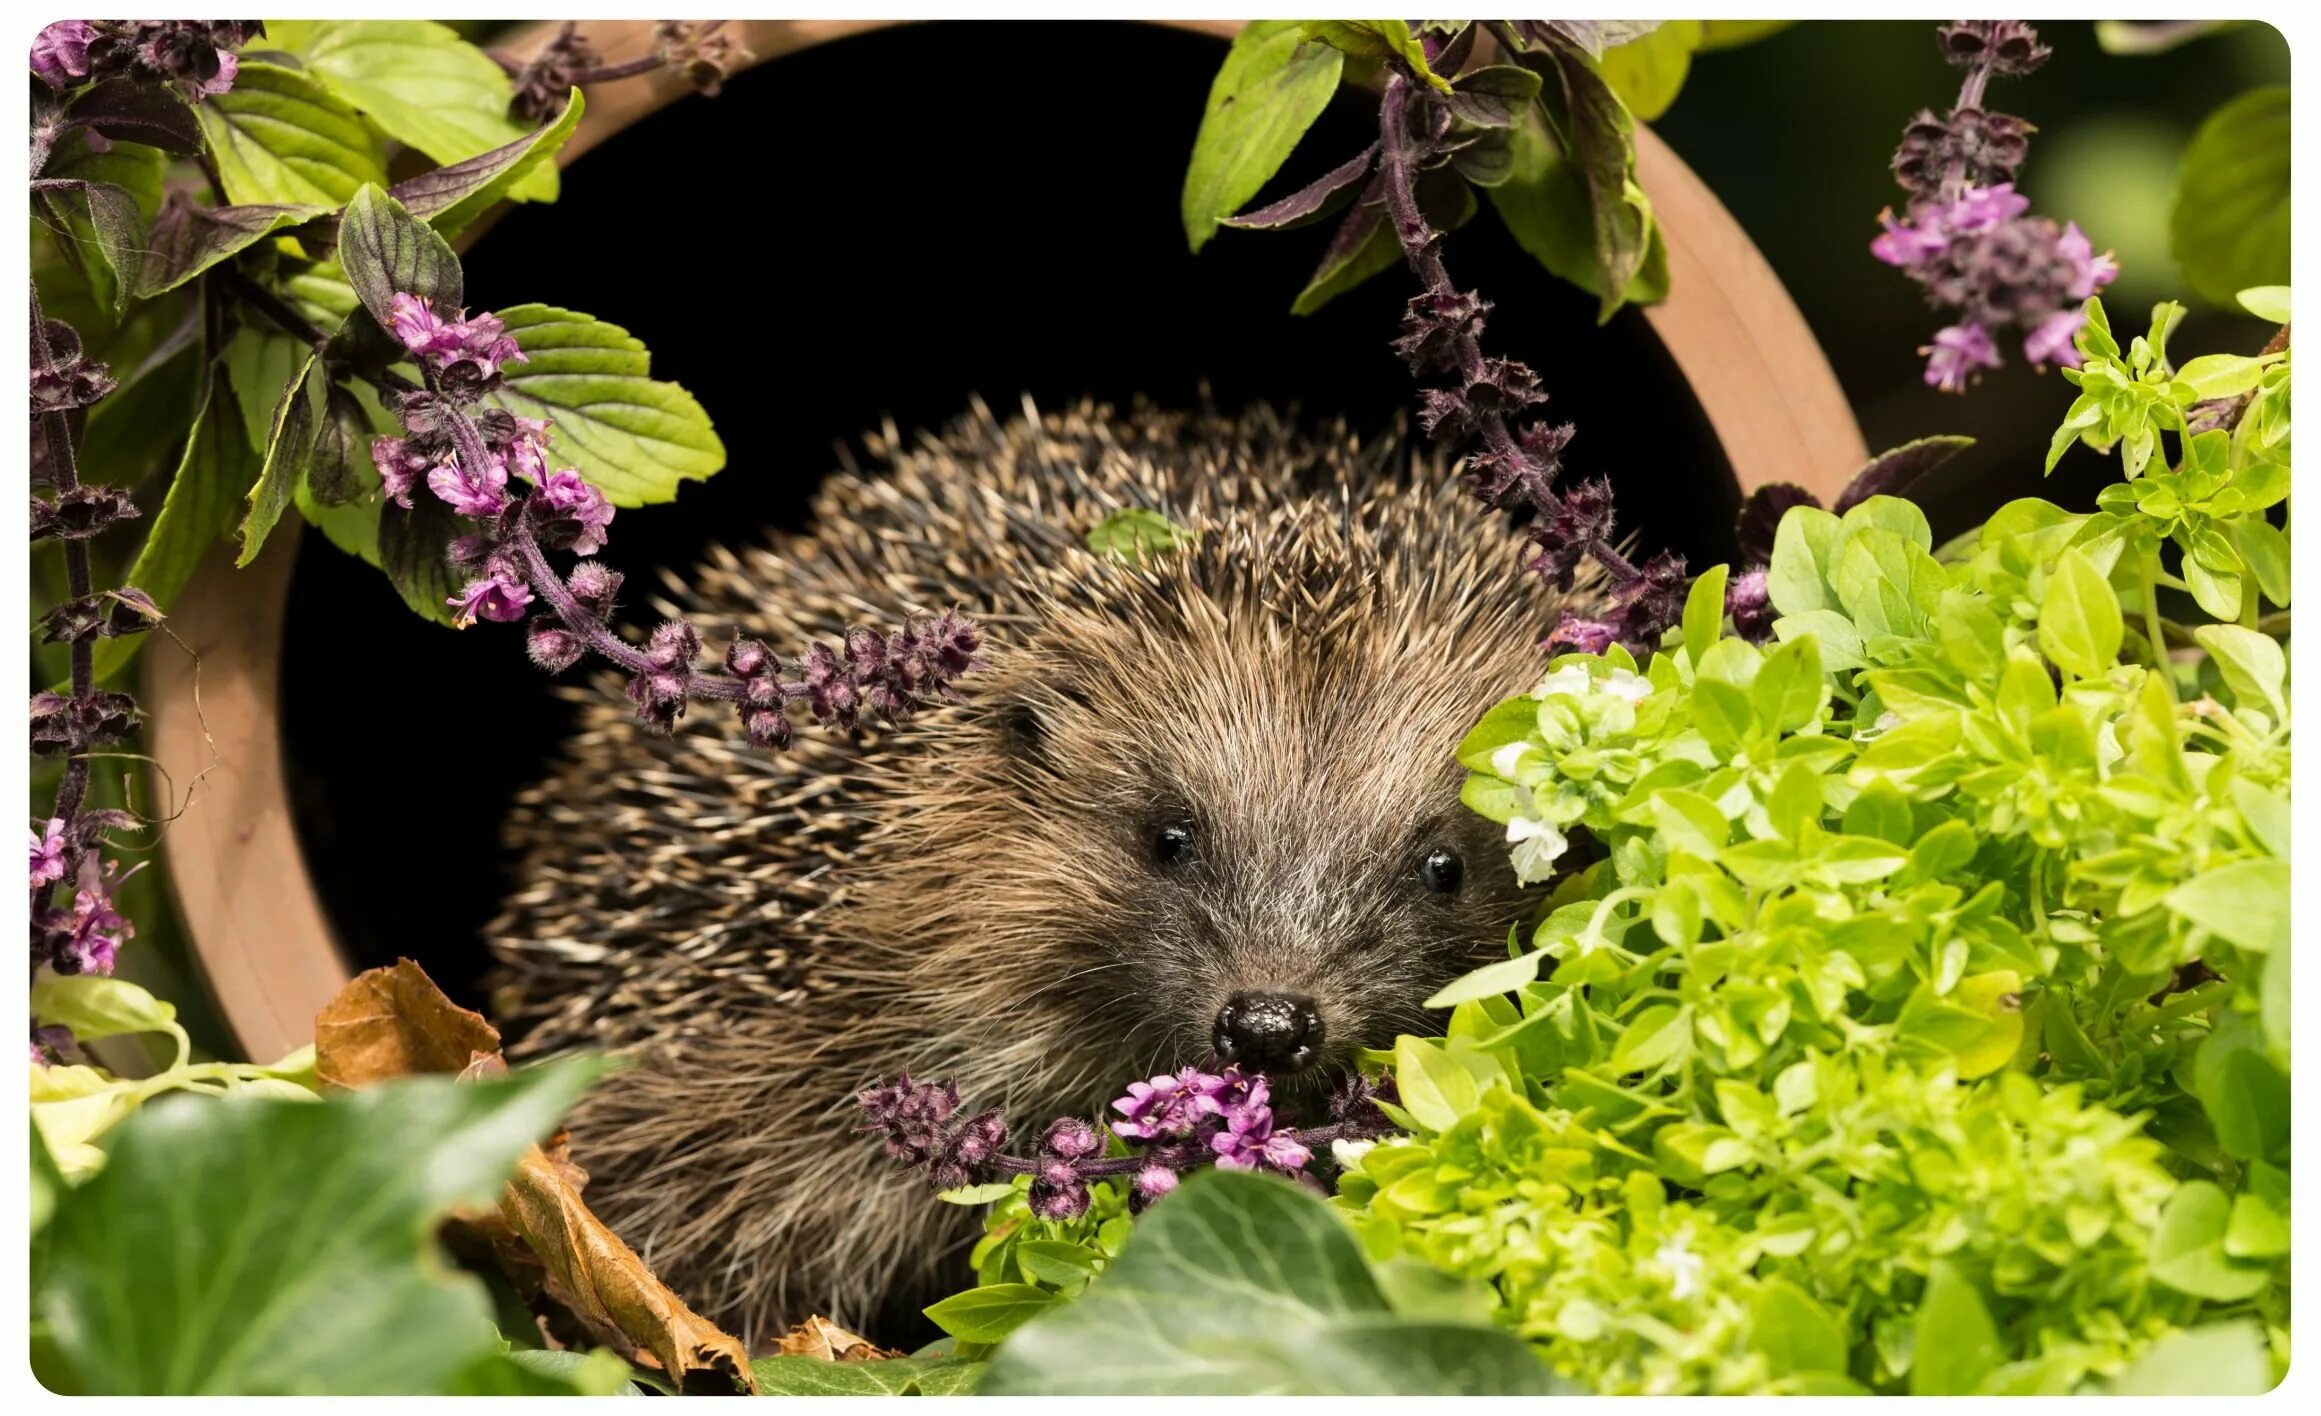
[449,572,534,628]
[505,429,552,485]
[1112,1066,1234,1141]
[1041,1117,1102,1161]
[30,818,69,890]
[370,436,430,509]
[427,451,512,518]
[1209,1078,1313,1173]
[1942,182,2030,233]
[1546,614,1619,656]
[1924,322,2002,393]
[2023,308,2086,369]
[1725,567,1775,645]
[535,469,615,555]
[54,858,135,976]
[1133,1163,1179,1202]
[2058,221,2119,300]
[30,21,96,88]
[386,294,526,380]
[1869,210,1949,268]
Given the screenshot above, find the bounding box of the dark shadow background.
[281,20,2289,1004]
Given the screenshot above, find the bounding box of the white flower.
[1599,666,1653,702]
[1506,814,1569,883]
[1533,664,1594,700]
[1490,741,1539,778]
[1654,1230,1705,1300]
[1330,1138,1377,1169]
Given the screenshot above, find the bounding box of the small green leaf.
[1909,1261,2001,1395]
[1767,505,1844,615]
[1609,1004,1689,1074]
[937,1181,1020,1206]
[1015,1240,1103,1287]
[1751,1279,1848,1377]
[2236,285,2291,324]
[1393,1035,1483,1130]
[2150,1181,2273,1300]
[1681,562,1728,665]
[335,183,461,335]
[1595,19,1702,122]
[1181,23,1345,252]
[2037,546,2123,678]
[2165,857,2289,954]
[922,1283,1058,1344]
[236,353,326,567]
[1087,507,1199,564]
[1425,951,1547,1009]
[1751,633,1824,733]
[2112,1322,2275,1395]
[1298,22,1453,92]
[2192,624,2287,718]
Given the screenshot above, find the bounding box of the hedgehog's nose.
[1213,991,1324,1072]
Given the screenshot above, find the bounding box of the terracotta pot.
[147,19,1867,1063]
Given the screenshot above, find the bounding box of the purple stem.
[29,283,93,838]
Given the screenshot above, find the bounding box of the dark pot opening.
[280,20,1732,1008]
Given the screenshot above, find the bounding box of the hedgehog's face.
[952,547,1550,1105]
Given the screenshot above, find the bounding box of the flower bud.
[565,561,623,621]
[741,706,793,751]
[527,617,585,674]
[725,636,773,678]
[645,619,701,671]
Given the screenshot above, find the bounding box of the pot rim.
[147,17,1867,1063]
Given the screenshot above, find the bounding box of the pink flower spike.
[1923,322,2002,393]
[387,293,459,357]
[427,451,512,518]
[2024,309,2087,369]
[2058,222,2120,300]
[537,469,615,555]
[30,819,69,889]
[450,573,534,628]
[1869,210,1947,268]
[1943,182,2031,233]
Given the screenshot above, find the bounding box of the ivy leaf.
[133,198,325,299]
[751,1357,982,1396]
[2172,87,2289,306]
[479,304,728,506]
[1181,22,1345,252]
[980,1170,1560,1395]
[1595,19,1702,122]
[387,88,586,239]
[63,75,204,154]
[36,1064,599,1394]
[266,19,555,204]
[335,183,462,335]
[196,60,388,207]
[91,376,256,682]
[235,352,327,567]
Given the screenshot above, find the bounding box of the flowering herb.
[1870,20,2119,391]
[494,20,750,125]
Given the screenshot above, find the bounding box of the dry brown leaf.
[313,957,502,1089]
[313,960,756,1395]
[776,1315,904,1363]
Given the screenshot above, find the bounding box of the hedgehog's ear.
[989,674,1092,770]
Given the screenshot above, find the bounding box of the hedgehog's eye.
[1153,823,1195,869]
[1419,847,1464,895]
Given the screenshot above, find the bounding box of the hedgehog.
[487,397,1582,1347]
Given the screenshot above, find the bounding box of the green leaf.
[1751,633,1824,733]
[2192,624,2287,718]
[1297,22,1452,92]
[937,1181,1021,1206]
[1534,47,1656,320]
[2150,1180,2274,1300]
[2194,1018,2290,1162]
[1087,507,1199,564]
[91,377,257,681]
[751,1356,984,1396]
[1767,505,1844,616]
[1751,1279,1848,1378]
[1909,1261,2001,1395]
[922,1283,1059,1344]
[1181,23,1345,252]
[450,1345,640,1395]
[1486,104,1669,310]
[1425,951,1547,1009]
[2112,1322,2275,1395]
[1015,1239,1103,1287]
[2231,517,2290,608]
[1609,1004,1689,1074]
[479,304,726,506]
[29,974,190,1066]
[2037,546,2123,678]
[196,60,388,207]
[335,183,461,334]
[267,20,554,204]
[981,1170,1560,1395]
[37,1064,600,1394]
[1595,19,1702,122]
[2165,857,2289,955]
[389,87,587,239]
[1681,562,1728,665]
[134,200,325,299]
[236,352,326,567]
[1393,1035,1483,1131]
[2172,88,2289,306]
[2169,351,2282,403]
[378,488,466,627]
[2237,285,2292,324]
[30,179,145,315]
